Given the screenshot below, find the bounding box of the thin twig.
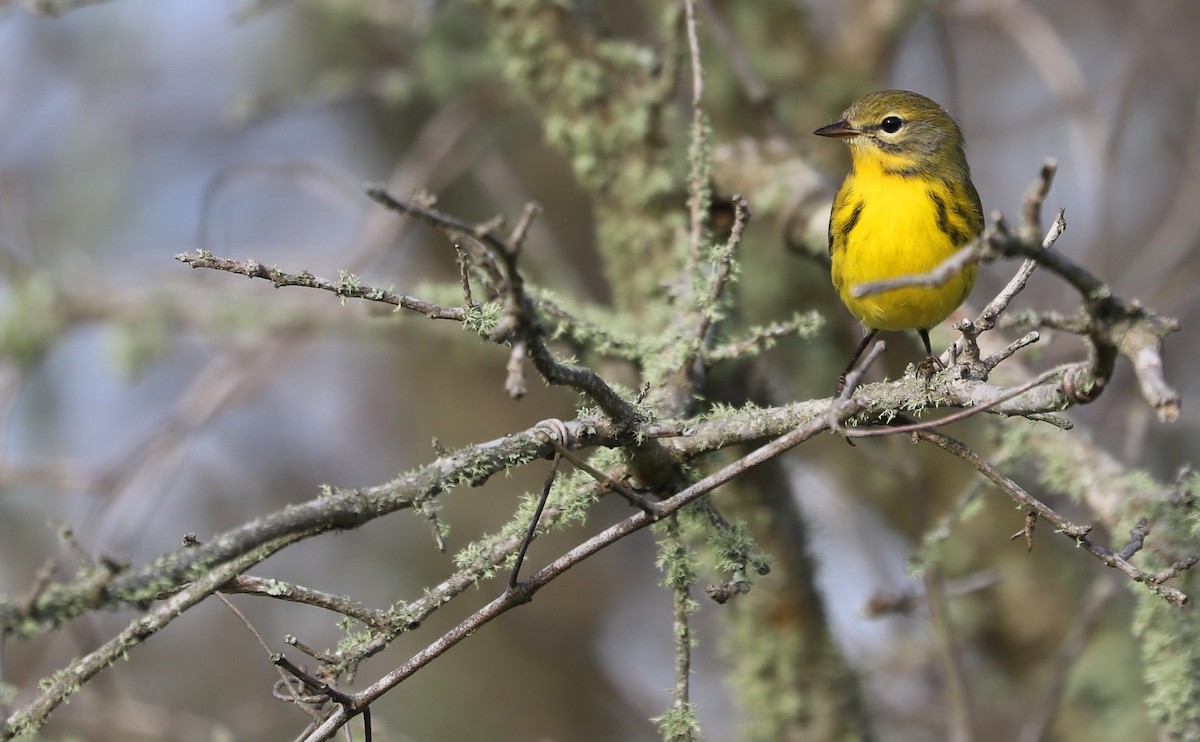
[174,252,466,320]
[548,445,656,513]
[705,311,821,361]
[216,594,324,724]
[364,185,643,427]
[839,341,888,401]
[997,309,1089,335]
[707,195,750,308]
[689,195,751,374]
[851,242,983,299]
[508,441,563,591]
[453,243,474,306]
[506,202,542,256]
[975,236,1045,329]
[220,576,392,629]
[982,331,1040,370]
[1020,160,1058,243]
[662,516,697,737]
[275,654,372,742]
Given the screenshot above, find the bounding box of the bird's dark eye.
[880,116,903,134]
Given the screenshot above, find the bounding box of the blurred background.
[0,1,1197,740]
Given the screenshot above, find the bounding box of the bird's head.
[814,90,967,174]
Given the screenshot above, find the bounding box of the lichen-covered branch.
[362,185,645,428]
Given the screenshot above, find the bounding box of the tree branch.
[363,185,644,428]
[916,429,1191,607]
[300,400,862,741]
[174,251,466,320]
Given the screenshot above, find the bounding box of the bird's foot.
[915,355,945,387]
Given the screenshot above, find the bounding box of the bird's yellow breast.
[829,163,977,332]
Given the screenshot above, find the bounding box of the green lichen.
[336,627,378,656]
[0,273,64,370]
[336,269,361,305]
[725,593,808,741]
[463,301,504,338]
[476,0,685,308]
[652,703,702,742]
[1134,586,1200,739]
[654,524,699,591]
[104,297,176,381]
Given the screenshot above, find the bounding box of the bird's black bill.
[814,120,859,138]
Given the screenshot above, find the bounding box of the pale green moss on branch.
[477,0,686,307]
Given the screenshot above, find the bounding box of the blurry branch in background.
[946,0,1105,190]
[5,0,113,15]
[1016,576,1116,742]
[0,103,484,524]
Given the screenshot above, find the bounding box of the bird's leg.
[836,328,879,396]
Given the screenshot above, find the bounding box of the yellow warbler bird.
[814,90,983,391]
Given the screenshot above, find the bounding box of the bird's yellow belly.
[830,177,976,332]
